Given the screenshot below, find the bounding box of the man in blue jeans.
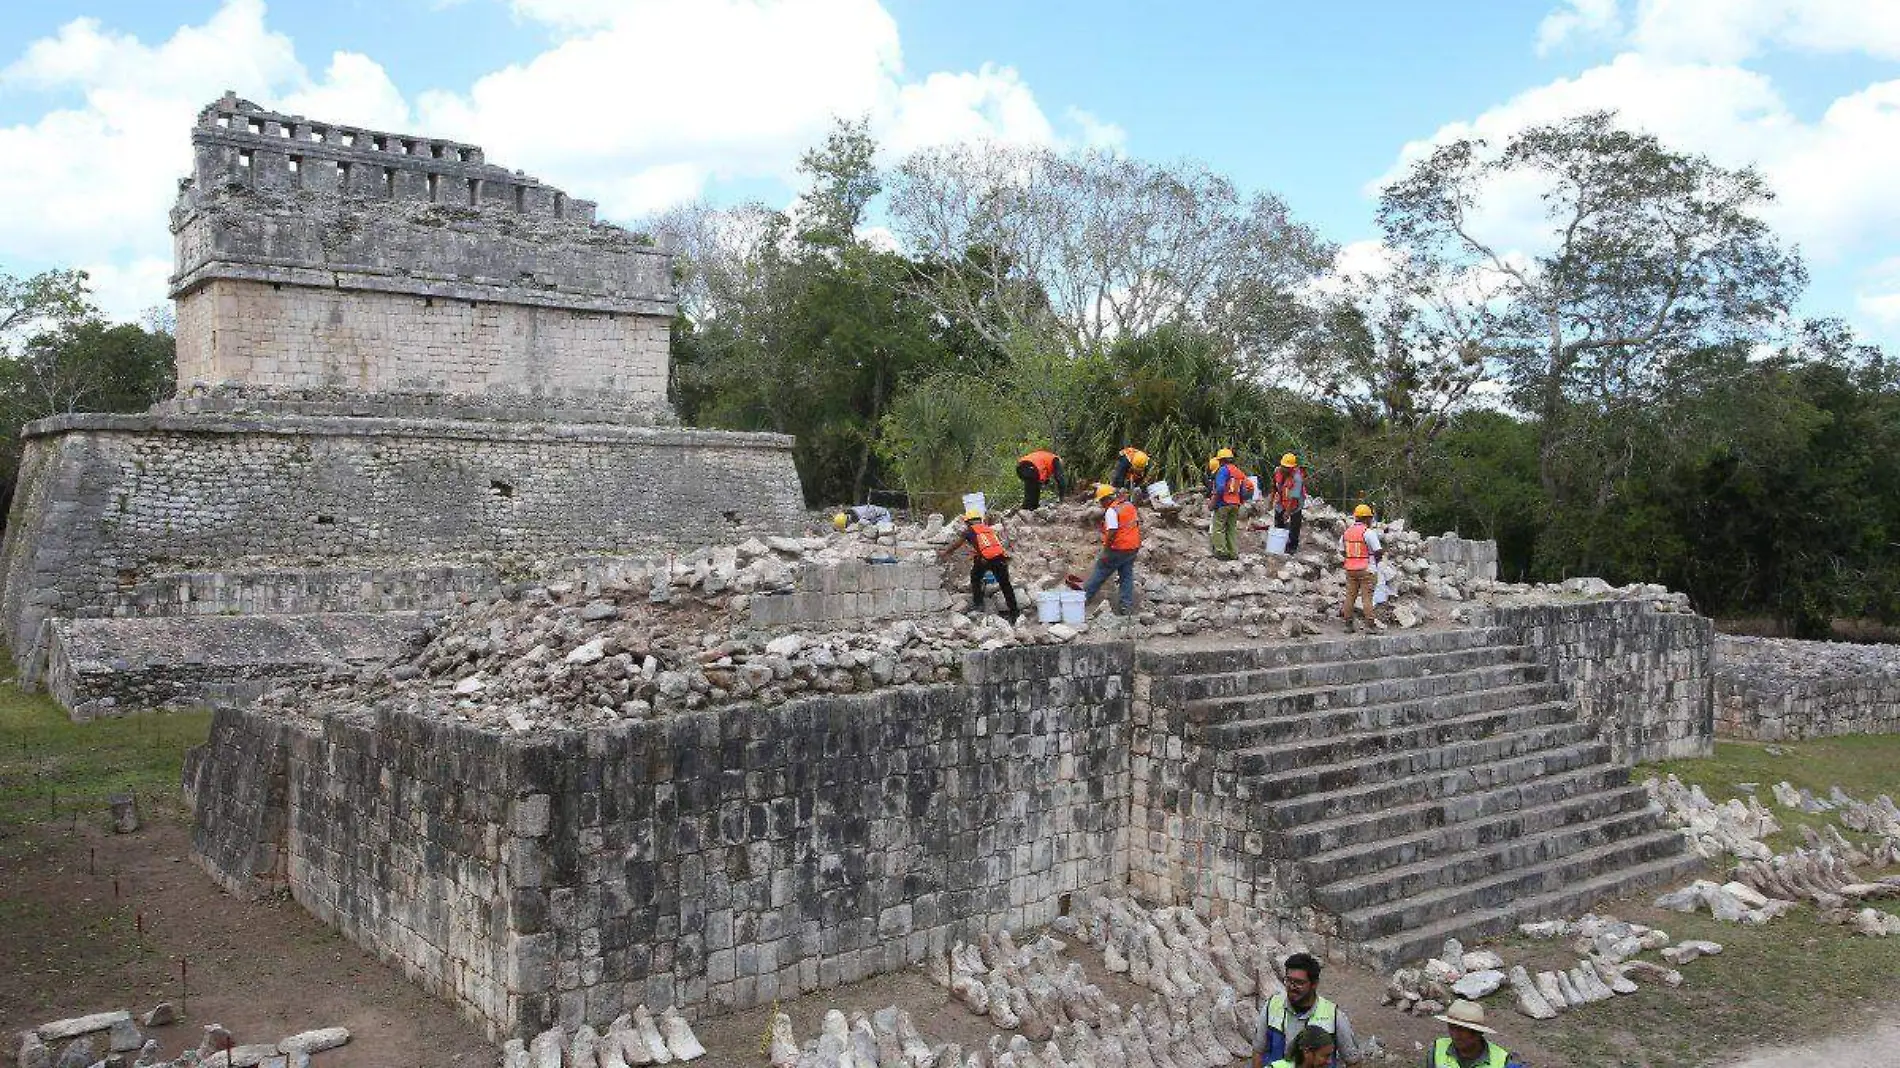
[1082,484,1141,614]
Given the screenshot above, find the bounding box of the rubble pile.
[14,1009,346,1068]
[256,494,1686,732]
[498,1005,705,1068]
[1645,775,1778,860]
[1389,916,1707,1023]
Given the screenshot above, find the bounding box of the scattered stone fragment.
[39,1013,133,1045]
[106,1018,143,1054]
[659,1008,705,1062]
[139,1005,175,1029]
[1507,967,1556,1020]
[527,1026,564,1068]
[52,1037,93,1068]
[277,1028,349,1056]
[1450,971,1505,1000]
[18,1031,51,1068]
[499,1038,529,1068]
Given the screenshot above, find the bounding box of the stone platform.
[0,411,803,703]
[186,601,1713,1040]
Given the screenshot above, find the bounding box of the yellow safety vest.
[1431,1037,1510,1068]
[1263,994,1338,1064]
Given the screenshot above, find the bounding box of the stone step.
[1282,763,1634,859]
[1140,627,1516,677]
[1335,826,1690,944]
[1355,851,1705,969]
[1234,701,1577,777]
[1200,682,1565,749]
[1266,739,1613,828]
[1171,644,1536,705]
[1314,782,1656,896]
[1250,721,1601,807]
[1184,661,1550,728]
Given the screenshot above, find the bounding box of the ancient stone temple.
[0,93,804,716]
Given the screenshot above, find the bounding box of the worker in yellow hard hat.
[1269,452,1309,554]
[1082,484,1141,615]
[832,504,891,532]
[1109,446,1151,496]
[940,508,1019,621]
[1207,449,1255,561]
[1341,503,1383,633]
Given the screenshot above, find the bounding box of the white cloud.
[0,0,1109,321]
[1859,257,1900,330]
[1628,0,1900,63]
[1536,0,1623,55]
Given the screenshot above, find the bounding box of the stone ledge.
[19,410,795,448]
[48,611,422,721]
[167,259,674,316]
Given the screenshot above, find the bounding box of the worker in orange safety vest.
[1082,484,1142,615]
[1341,504,1384,633]
[941,509,1020,621]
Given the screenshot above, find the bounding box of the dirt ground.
[0,817,494,1068]
[0,798,1553,1068]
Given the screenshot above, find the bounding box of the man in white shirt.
[1340,504,1383,633]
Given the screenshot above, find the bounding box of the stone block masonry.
[170,93,672,413]
[1715,635,1900,740]
[47,612,424,721]
[0,413,803,683]
[187,642,1132,1041]
[749,560,950,628]
[1478,600,1714,763]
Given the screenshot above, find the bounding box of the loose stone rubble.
[14,1009,346,1068]
[496,1006,705,1068]
[258,495,1692,733]
[1716,634,1900,740]
[1647,775,1900,936]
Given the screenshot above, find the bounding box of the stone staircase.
[1169,626,1697,967]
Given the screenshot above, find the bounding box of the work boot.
[1344,617,1356,633]
[1005,609,1022,624]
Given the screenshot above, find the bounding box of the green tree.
[1377,111,1806,505]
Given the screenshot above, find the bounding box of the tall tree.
[1376,111,1805,502]
[888,145,1332,359]
[2,268,96,352]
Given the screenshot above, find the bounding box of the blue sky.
[4,0,1899,347]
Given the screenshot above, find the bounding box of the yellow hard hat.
[1126,447,1149,468]
[1207,457,1220,473]
[1093,483,1116,501]
[1215,448,1234,460]
[963,509,983,522]
[833,512,849,530]
[1280,453,1298,467]
[1353,504,1374,518]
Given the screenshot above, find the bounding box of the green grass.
[1640,735,1900,854]
[1494,735,1900,1065]
[0,676,211,829]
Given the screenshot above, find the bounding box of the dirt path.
[1720,1010,1900,1068]
[0,817,494,1067]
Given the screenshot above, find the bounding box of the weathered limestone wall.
[187,643,1131,1041]
[748,559,950,628]
[47,612,423,720]
[1715,635,1900,740]
[0,413,803,681]
[173,281,670,402]
[170,93,672,412]
[1478,600,1714,763]
[1424,535,1499,581]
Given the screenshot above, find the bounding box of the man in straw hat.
[1428,1000,1524,1068]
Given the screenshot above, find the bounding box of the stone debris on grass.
[19,1013,348,1068]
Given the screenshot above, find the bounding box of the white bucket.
[1059,590,1086,625]
[1265,527,1290,555]
[1374,575,1393,605]
[1037,590,1063,623]
[961,492,987,519]
[1147,479,1176,507]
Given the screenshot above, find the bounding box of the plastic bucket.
[1037,590,1063,623]
[961,492,987,519]
[1147,480,1175,507]
[1265,527,1290,555]
[1059,590,1086,625]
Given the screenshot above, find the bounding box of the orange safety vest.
[1273,465,1305,508]
[1217,461,1251,506]
[1343,521,1372,571]
[1020,450,1059,483]
[969,522,1008,561]
[1103,500,1142,551]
